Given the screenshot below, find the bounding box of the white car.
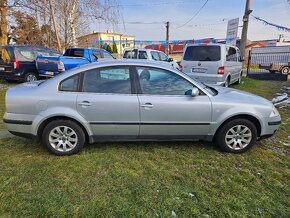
[123,48,180,70]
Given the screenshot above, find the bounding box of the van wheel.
[224,77,230,87]
[215,119,257,153]
[42,120,86,155]
[24,72,38,82]
[236,73,242,84]
[281,66,290,75]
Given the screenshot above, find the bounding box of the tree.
[0,0,8,45]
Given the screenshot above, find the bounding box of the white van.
[180,44,243,87]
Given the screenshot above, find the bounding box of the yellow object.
[0,48,11,63]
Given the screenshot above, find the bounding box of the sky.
[94,0,290,42]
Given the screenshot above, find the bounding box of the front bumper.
[260,115,281,137]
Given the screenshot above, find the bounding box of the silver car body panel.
[4,60,280,143]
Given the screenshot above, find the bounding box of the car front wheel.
[24,72,38,82]
[215,119,257,153]
[42,120,86,155]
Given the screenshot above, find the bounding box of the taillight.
[57,61,65,72]
[13,58,20,70]
[218,66,224,74]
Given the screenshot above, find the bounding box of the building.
[77,31,135,55]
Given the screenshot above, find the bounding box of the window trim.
[132,66,206,96]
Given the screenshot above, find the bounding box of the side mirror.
[185,87,199,97]
[168,57,173,62]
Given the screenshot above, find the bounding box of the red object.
[57,61,65,72]
[217,66,224,75]
[13,58,20,70]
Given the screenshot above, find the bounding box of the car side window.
[226,47,237,62]
[138,51,148,59]
[151,51,160,61]
[93,51,102,59]
[82,66,131,94]
[136,67,194,95]
[123,51,132,59]
[59,74,80,92]
[159,52,168,61]
[102,52,114,59]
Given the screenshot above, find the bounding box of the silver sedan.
[3,60,281,155]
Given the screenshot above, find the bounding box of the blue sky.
[94,0,290,41]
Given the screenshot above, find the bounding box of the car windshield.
[184,45,221,61]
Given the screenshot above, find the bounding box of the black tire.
[280,66,290,75]
[42,120,86,155]
[215,119,257,154]
[224,77,230,87]
[24,72,38,82]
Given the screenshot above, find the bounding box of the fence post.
[246,50,251,77]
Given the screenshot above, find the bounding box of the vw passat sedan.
[3,60,281,155]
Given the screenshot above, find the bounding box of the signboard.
[226,18,239,45]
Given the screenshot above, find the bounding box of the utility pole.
[240,0,252,59]
[49,0,62,52]
[166,21,169,55]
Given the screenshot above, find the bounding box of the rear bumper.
[0,71,24,81]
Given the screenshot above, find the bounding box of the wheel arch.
[37,116,90,143]
[214,114,262,139]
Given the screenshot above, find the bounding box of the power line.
[176,0,209,29]
[111,0,204,7]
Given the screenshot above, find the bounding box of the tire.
[215,119,257,153]
[224,77,230,88]
[24,72,38,82]
[235,73,242,84]
[42,120,86,155]
[280,66,290,75]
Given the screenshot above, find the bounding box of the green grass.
[0,78,289,217]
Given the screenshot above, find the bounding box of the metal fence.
[246,50,290,81]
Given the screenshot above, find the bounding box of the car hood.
[211,86,273,107]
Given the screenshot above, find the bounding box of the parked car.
[4,60,281,155]
[259,61,290,75]
[36,48,115,78]
[123,48,181,70]
[0,45,61,82]
[180,43,243,87]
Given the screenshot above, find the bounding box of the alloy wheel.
[48,126,78,152]
[26,74,37,82]
[225,125,252,150]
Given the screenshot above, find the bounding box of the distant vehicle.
[0,45,61,82]
[123,48,181,70]
[36,48,115,78]
[251,46,290,75]
[4,60,281,155]
[180,43,243,87]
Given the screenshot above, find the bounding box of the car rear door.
[76,66,140,139]
[135,66,212,139]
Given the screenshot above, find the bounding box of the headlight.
[270,106,279,117]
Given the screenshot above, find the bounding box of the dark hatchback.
[0,45,61,82]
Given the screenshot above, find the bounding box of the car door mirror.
[185,87,199,97]
[168,57,173,62]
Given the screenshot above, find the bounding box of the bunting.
[253,16,290,32]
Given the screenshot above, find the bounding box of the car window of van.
[15,48,37,61]
[82,67,131,94]
[138,51,148,59]
[123,50,132,59]
[0,47,13,63]
[159,52,168,61]
[151,51,160,61]
[183,46,221,62]
[102,52,114,59]
[226,47,237,62]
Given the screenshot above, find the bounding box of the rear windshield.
[64,49,84,57]
[184,45,221,61]
[0,47,14,64]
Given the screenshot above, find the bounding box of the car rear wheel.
[215,119,257,153]
[281,66,290,75]
[42,120,86,155]
[224,77,230,87]
[24,72,38,82]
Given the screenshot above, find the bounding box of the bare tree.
[0,0,8,44]
[49,0,61,51]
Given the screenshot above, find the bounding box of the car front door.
[76,66,140,139]
[135,66,212,139]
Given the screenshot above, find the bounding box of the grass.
[0,78,289,217]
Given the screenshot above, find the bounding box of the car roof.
[186,43,239,49]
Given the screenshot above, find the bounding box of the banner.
[253,16,290,32]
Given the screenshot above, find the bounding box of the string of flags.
[90,37,237,49]
[253,16,290,33]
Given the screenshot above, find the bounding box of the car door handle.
[141,103,154,108]
[78,101,91,107]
